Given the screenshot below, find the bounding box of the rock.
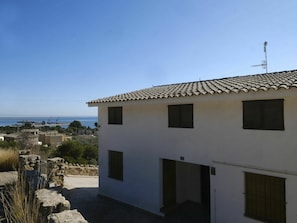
[47,209,88,223]
[35,189,70,222]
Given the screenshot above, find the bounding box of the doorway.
[162,159,210,221]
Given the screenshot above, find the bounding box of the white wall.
[97,88,297,222]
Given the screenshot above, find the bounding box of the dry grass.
[0,176,39,223]
[0,149,18,171]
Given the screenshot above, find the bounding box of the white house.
[88,69,297,223]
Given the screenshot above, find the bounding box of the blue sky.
[1,0,297,117]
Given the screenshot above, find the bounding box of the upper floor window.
[168,104,193,128]
[108,107,122,125]
[243,99,284,130]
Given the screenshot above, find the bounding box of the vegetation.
[0,120,98,165]
[52,138,97,165]
[68,120,83,129]
[0,126,18,134]
[0,149,18,171]
[39,125,66,134]
[0,141,18,149]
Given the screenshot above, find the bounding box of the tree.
[55,141,83,163]
[83,145,97,161]
[53,140,98,164]
[68,120,83,129]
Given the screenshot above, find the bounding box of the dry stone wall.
[47,157,65,187]
[65,163,98,176]
[18,154,42,189]
[35,189,70,223]
[18,153,88,223]
[48,209,88,223]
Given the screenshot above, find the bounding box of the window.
[245,172,286,223]
[108,107,122,124]
[168,104,193,128]
[243,99,284,130]
[108,150,123,181]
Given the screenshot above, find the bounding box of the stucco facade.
[89,71,297,223]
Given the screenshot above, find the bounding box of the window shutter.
[115,107,123,124]
[245,172,286,223]
[180,104,193,128]
[262,99,284,130]
[108,107,122,124]
[168,105,180,127]
[243,101,261,129]
[243,99,284,130]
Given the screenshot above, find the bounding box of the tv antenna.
[252,41,268,73]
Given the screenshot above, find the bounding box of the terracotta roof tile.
[88,69,297,104]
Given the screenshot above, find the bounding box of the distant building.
[3,133,19,142]
[39,131,65,147]
[3,129,41,148]
[0,134,5,141]
[20,129,40,145]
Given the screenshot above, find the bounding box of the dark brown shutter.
[180,104,193,128]
[243,101,262,129]
[262,99,284,130]
[108,107,123,124]
[168,104,193,128]
[168,105,180,127]
[245,172,286,223]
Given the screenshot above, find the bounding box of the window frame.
[244,172,286,223]
[108,106,123,125]
[168,104,194,128]
[108,150,123,181]
[243,99,284,130]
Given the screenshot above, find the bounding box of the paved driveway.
[62,175,209,223]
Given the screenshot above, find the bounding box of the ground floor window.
[108,150,123,181]
[245,172,286,223]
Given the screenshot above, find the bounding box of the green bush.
[0,140,18,149]
[53,140,98,164]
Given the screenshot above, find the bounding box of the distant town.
[0,119,98,152]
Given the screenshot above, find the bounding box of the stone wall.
[35,189,70,223]
[18,153,88,223]
[47,157,65,187]
[65,163,98,176]
[48,209,88,223]
[18,154,42,189]
[34,188,88,223]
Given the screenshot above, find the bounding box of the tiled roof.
[88,69,297,104]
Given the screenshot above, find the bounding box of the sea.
[0,116,98,128]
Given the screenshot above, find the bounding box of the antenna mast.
[264,41,268,73]
[252,41,268,73]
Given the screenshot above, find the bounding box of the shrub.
[53,141,98,165]
[0,140,18,149]
[0,149,18,171]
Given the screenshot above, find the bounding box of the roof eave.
[87,102,100,107]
